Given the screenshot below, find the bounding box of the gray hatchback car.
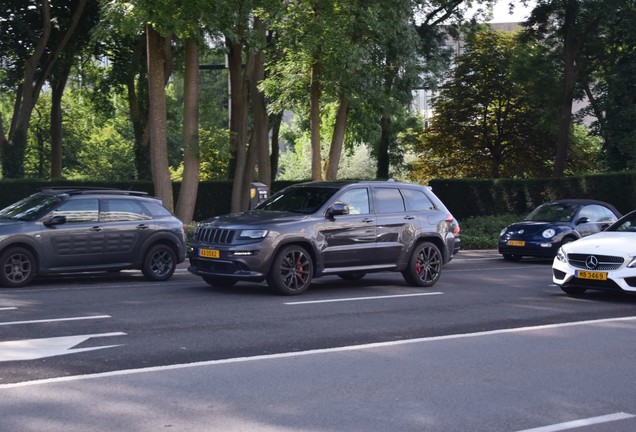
[0,188,186,288]
[189,181,461,295]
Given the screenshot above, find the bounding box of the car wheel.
[502,254,523,262]
[267,245,313,295]
[338,273,366,281]
[402,241,442,287]
[203,276,237,288]
[561,286,587,295]
[142,244,177,281]
[0,247,36,288]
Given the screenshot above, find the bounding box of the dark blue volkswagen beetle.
[498,199,621,261]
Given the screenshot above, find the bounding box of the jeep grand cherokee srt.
[189,181,460,295]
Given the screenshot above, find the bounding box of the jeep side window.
[337,188,370,215]
[373,188,405,214]
[50,199,99,223]
[402,189,435,211]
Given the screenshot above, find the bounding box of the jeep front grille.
[195,227,236,244]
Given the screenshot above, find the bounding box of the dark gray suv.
[189,181,460,295]
[0,188,186,288]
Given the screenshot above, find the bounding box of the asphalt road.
[1,250,636,431]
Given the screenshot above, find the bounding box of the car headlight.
[500,228,508,237]
[627,257,636,268]
[542,228,556,239]
[239,229,268,239]
[555,247,566,262]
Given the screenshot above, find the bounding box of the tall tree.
[415,30,555,179]
[525,0,607,177]
[0,0,88,178]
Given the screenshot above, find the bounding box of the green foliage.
[459,213,522,250]
[430,171,636,220]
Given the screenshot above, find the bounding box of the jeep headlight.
[542,228,556,239]
[239,229,268,239]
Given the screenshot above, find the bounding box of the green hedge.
[1,172,634,221]
[430,171,636,219]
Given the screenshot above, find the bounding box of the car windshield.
[256,186,338,214]
[611,213,636,232]
[525,203,577,222]
[0,194,62,221]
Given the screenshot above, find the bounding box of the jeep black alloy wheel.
[267,245,314,295]
[0,247,36,288]
[403,241,442,287]
[142,244,177,281]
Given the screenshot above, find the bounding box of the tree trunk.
[323,94,349,180]
[227,35,251,212]
[127,35,151,181]
[146,24,174,211]
[269,111,283,184]
[310,61,322,181]
[175,38,200,224]
[377,115,391,179]
[50,60,72,179]
[553,1,580,178]
[251,18,271,188]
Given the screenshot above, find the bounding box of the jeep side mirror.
[327,202,350,218]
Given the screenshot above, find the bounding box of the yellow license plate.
[199,248,220,259]
[575,270,607,280]
[507,240,525,247]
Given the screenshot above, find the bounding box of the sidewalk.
[453,249,500,260]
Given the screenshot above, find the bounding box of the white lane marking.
[285,292,443,305]
[515,412,636,432]
[2,315,635,389]
[0,333,126,362]
[0,315,111,326]
[0,307,17,311]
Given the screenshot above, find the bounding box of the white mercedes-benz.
[553,209,636,295]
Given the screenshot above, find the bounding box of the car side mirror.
[575,217,590,225]
[44,215,67,227]
[327,202,350,218]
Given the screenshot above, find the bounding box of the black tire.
[142,244,177,281]
[338,273,366,281]
[502,254,523,262]
[561,286,587,295]
[267,245,313,295]
[402,241,442,287]
[0,247,36,288]
[203,276,237,288]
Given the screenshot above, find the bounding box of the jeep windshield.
[0,194,62,221]
[256,186,338,214]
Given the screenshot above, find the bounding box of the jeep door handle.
[404,215,415,220]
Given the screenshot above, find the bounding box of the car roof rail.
[39,187,149,197]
